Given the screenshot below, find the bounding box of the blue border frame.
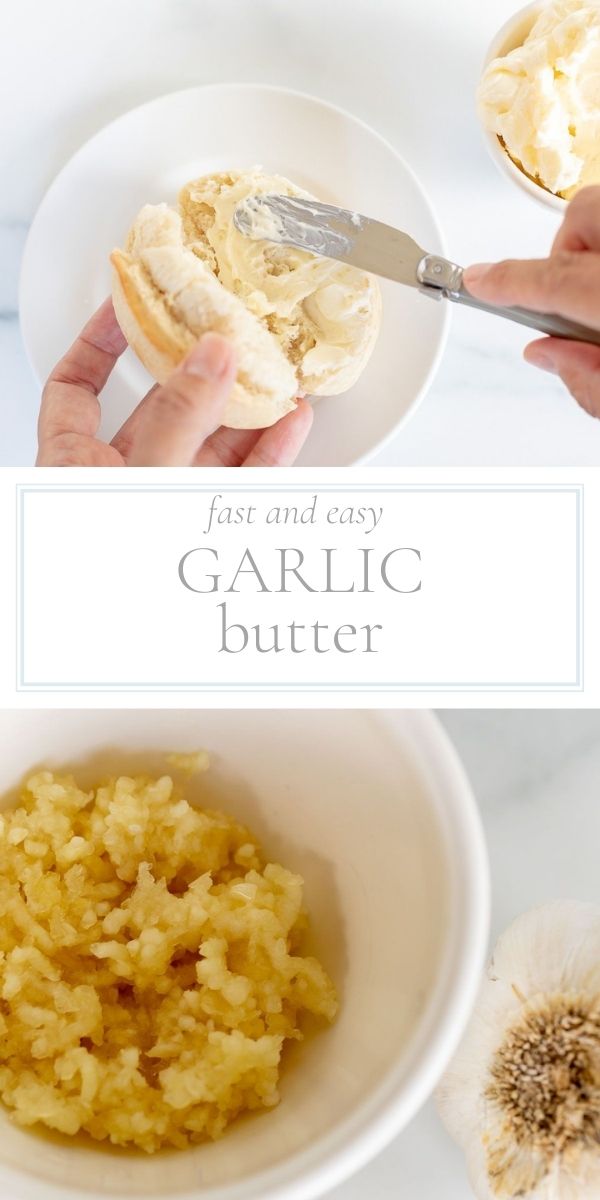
[16,483,584,692]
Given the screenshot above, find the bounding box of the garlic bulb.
[437,900,600,1200]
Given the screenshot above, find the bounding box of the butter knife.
[234,194,600,346]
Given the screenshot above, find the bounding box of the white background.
[3,0,600,466]
[0,466,594,707]
[17,477,581,692]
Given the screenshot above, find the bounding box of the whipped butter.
[479,0,600,198]
[187,169,380,394]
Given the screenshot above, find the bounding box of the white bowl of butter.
[478,0,600,210]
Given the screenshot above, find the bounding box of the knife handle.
[417,254,600,347]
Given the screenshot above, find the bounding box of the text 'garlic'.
[436,900,600,1200]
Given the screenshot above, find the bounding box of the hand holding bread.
[111,169,381,429]
[37,300,313,467]
[39,167,380,465]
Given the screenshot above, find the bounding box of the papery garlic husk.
[437,900,600,1200]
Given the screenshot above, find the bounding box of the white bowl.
[0,709,489,1200]
[479,2,568,213]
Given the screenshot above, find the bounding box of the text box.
[17,484,582,691]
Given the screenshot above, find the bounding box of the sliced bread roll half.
[111,170,381,429]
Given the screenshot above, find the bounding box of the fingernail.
[463,263,493,287]
[183,332,231,379]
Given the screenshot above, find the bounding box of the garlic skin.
[436,900,600,1200]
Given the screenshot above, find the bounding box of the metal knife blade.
[233,194,600,348]
[233,194,426,287]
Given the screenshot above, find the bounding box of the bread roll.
[111,169,381,429]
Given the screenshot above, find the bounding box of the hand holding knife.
[234,194,600,347]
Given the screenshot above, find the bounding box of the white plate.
[20,83,449,467]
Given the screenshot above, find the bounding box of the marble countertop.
[330,709,600,1199]
[3,0,600,466]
